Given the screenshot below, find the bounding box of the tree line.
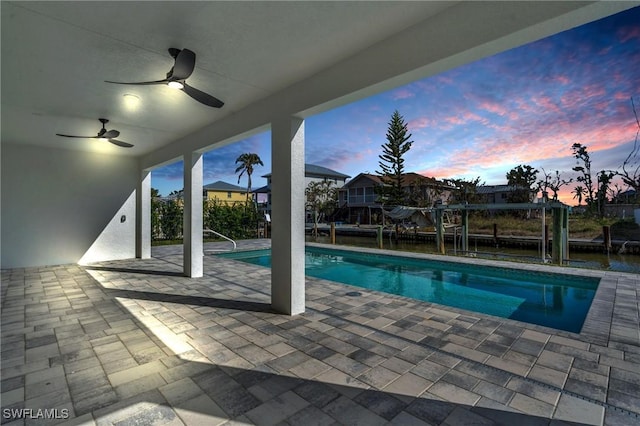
[375,101,639,217]
[154,98,639,238]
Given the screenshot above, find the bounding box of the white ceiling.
[1,1,455,156]
[2,1,636,161]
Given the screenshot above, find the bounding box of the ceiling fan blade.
[103,129,120,139]
[171,49,196,80]
[108,139,134,148]
[182,82,224,108]
[56,133,97,139]
[104,79,169,86]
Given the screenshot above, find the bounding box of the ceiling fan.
[56,118,133,148]
[105,48,224,108]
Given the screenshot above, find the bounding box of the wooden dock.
[305,224,640,254]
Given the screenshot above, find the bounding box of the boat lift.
[434,202,570,265]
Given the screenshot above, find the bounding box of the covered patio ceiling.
[2,1,636,165]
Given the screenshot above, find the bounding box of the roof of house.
[476,185,528,194]
[343,172,453,189]
[203,181,246,192]
[252,185,270,194]
[262,163,350,179]
[305,164,350,179]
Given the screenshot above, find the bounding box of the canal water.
[306,234,640,274]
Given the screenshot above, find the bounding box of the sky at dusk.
[152,6,640,204]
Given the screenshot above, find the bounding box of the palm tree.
[235,153,264,203]
[572,185,585,206]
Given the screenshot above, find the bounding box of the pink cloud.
[556,83,607,111]
[597,46,613,56]
[614,91,630,101]
[313,147,366,172]
[418,164,475,180]
[435,75,454,85]
[533,95,562,113]
[553,75,571,85]
[445,115,467,125]
[439,111,490,127]
[412,114,636,184]
[619,26,640,43]
[480,101,509,116]
[408,116,432,130]
[391,88,415,100]
[582,83,607,99]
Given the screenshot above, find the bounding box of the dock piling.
[603,225,612,254]
[330,222,336,244]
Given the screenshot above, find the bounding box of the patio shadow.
[105,287,276,314]
[86,265,184,277]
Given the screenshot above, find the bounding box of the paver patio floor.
[1,239,639,425]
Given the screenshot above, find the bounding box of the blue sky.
[152,6,640,203]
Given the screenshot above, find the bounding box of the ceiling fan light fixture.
[56,118,133,148]
[105,48,223,107]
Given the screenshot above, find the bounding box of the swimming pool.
[217,246,600,333]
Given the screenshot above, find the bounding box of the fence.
[603,204,640,219]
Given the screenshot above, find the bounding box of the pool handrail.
[203,228,237,251]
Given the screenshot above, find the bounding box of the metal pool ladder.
[203,228,237,253]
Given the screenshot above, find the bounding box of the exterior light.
[123,94,141,111]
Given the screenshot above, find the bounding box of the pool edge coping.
[306,242,629,346]
[219,242,625,345]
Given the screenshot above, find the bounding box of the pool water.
[218,247,600,333]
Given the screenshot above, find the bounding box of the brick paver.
[1,239,639,425]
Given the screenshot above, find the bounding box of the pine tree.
[376,110,413,206]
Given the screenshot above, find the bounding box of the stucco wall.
[1,143,139,268]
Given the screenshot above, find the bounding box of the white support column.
[183,152,203,277]
[271,116,305,315]
[136,169,151,259]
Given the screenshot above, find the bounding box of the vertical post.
[271,116,305,315]
[330,222,336,244]
[136,169,151,259]
[563,207,569,261]
[435,209,445,254]
[603,225,611,254]
[552,207,563,264]
[544,224,549,254]
[540,206,547,263]
[183,152,203,277]
[312,210,317,237]
[377,226,383,249]
[453,226,457,255]
[461,209,469,254]
[493,223,498,246]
